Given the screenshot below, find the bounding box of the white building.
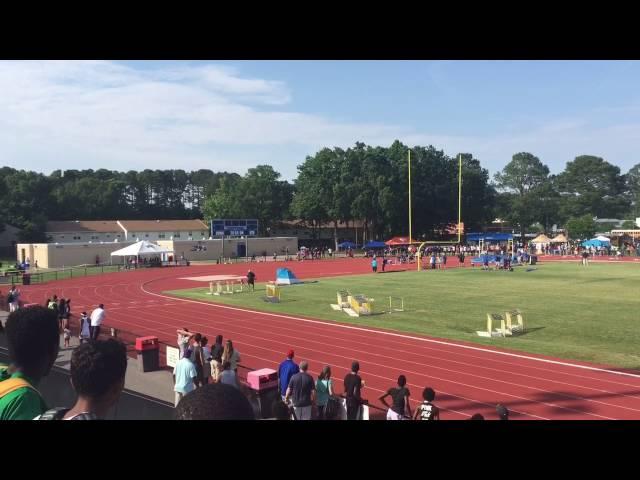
[45,219,210,244]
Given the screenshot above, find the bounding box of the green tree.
[556,155,629,219]
[565,214,597,240]
[494,152,552,243]
[627,163,640,218]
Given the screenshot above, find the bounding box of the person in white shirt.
[7,286,20,313]
[90,304,105,341]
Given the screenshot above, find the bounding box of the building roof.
[118,219,209,232]
[46,221,121,233]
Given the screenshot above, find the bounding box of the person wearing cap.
[496,404,509,420]
[278,349,299,401]
[173,349,198,407]
[285,361,316,420]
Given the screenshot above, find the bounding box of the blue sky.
[2,60,639,180]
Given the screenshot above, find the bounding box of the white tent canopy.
[110,240,174,257]
[595,235,611,242]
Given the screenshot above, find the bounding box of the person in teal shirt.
[371,257,378,273]
[0,306,59,420]
[315,365,334,420]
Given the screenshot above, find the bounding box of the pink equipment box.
[246,368,278,391]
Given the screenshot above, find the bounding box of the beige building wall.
[17,237,298,268]
[17,242,135,269]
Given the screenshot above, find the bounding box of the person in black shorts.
[343,361,365,420]
[379,375,412,420]
[247,270,256,291]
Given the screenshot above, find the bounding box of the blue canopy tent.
[581,238,610,248]
[337,241,359,249]
[363,241,387,249]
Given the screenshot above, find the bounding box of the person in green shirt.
[0,306,60,420]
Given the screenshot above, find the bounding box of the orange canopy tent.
[385,236,413,246]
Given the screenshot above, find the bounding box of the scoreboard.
[211,219,258,237]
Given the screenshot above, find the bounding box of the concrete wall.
[159,237,298,261]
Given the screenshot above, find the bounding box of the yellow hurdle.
[266,283,281,301]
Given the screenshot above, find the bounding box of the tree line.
[1,140,639,244]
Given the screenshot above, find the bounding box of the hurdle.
[477,313,508,337]
[209,280,243,295]
[265,282,281,303]
[505,309,525,334]
[388,296,404,313]
[348,294,374,316]
[477,310,525,337]
[331,290,351,311]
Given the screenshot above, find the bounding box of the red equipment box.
[246,368,278,391]
[135,336,158,351]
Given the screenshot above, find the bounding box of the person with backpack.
[34,339,127,420]
[413,387,440,420]
[0,306,59,420]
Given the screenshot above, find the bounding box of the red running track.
[17,258,640,420]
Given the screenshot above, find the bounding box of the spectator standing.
[315,365,334,420]
[382,257,387,272]
[380,375,412,420]
[48,295,59,317]
[0,306,59,420]
[79,312,91,344]
[173,349,198,407]
[442,253,447,268]
[190,333,205,387]
[344,361,365,420]
[62,316,71,348]
[174,383,254,420]
[414,387,440,420]
[278,349,299,400]
[7,286,20,313]
[35,339,127,420]
[218,361,239,389]
[371,257,378,273]
[90,304,105,341]
[210,335,224,382]
[58,297,66,332]
[221,340,241,372]
[285,361,316,420]
[201,337,211,384]
[177,328,191,359]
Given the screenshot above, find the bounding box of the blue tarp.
[363,241,387,249]
[581,239,609,247]
[466,232,513,242]
[337,241,359,249]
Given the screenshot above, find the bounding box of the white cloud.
[0,60,639,180]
